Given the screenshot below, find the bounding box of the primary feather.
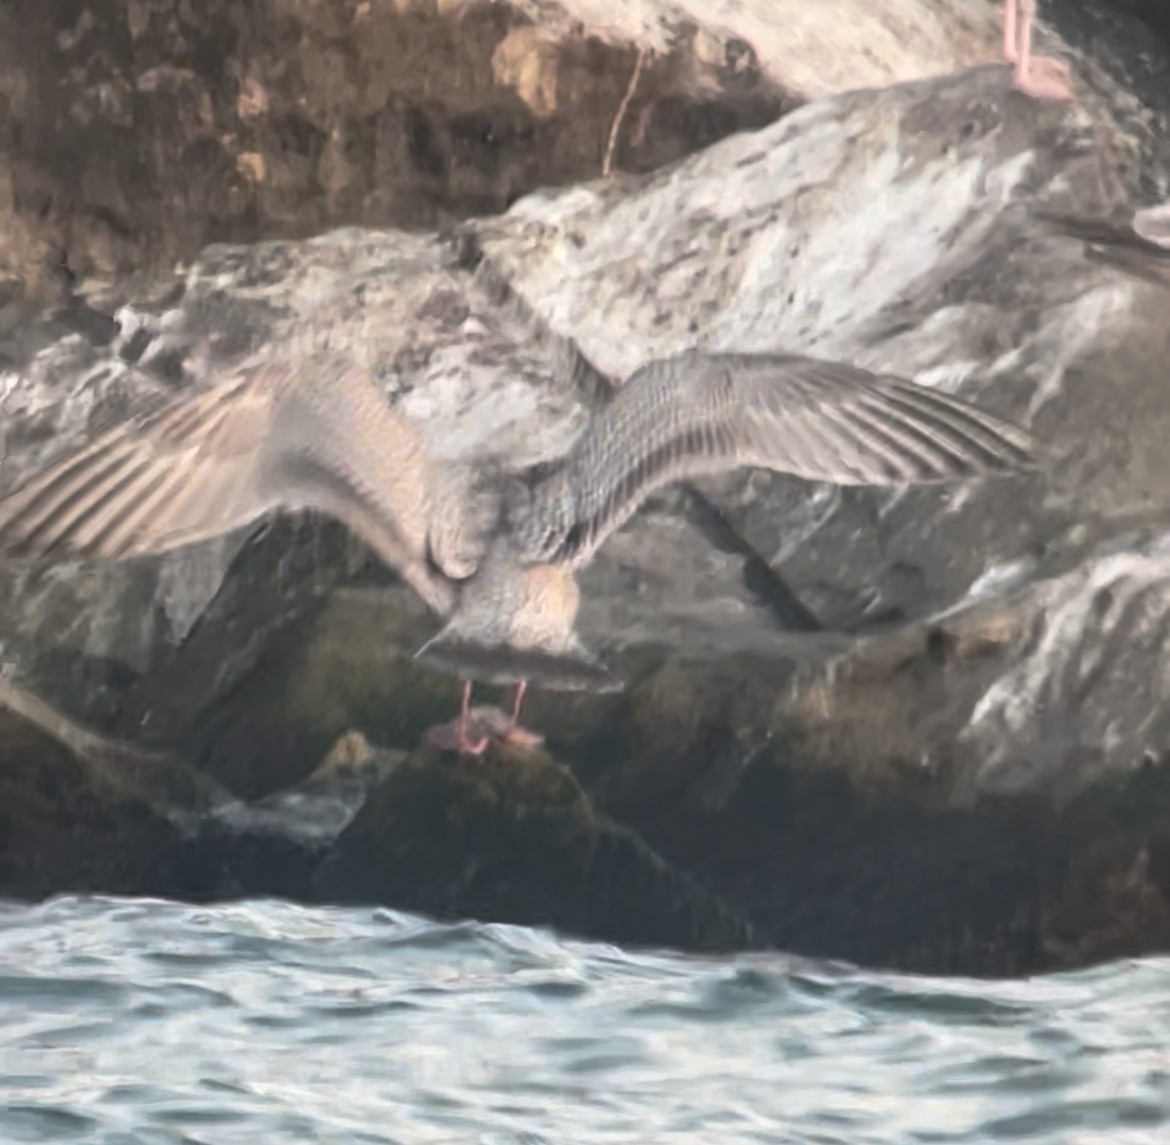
[0,374,276,561]
[511,351,1038,567]
[0,357,458,616]
[1038,204,1170,288]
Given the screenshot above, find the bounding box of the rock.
[314,742,754,952]
[0,676,195,899]
[1042,0,1170,192]
[3,7,1170,972]
[648,0,1002,98]
[2,0,809,299]
[0,674,339,903]
[564,622,1170,972]
[0,675,230,815]
[210,729,407,843]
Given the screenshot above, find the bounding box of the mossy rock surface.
[315,744,754,953]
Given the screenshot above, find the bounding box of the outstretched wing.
[0,358,457,616]
[0,371,278,560]
[520,351,1037,567]
[1038,204,1170,287]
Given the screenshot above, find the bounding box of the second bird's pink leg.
[509,680,528,725]
[1003,0,1075,102]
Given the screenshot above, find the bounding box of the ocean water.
[1,897,1168,1144]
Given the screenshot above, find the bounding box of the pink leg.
[1005,0,1075,102]
[423,679,490,755]
[422,679,544,755]
[509,680,528,725]
[498,679,544,751]
[458,678,473,741]
[1003,0,1019,63]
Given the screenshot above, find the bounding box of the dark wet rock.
[116,518,377,760]
[0,680,346,905]
[554,605,1170,973]
[0,677,193,899]
[211,730,407,844]
[3,9,1170,973]
[170,822,322,904]
[1044,0,1170,194]
[314,743,754,952]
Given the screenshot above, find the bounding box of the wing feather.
[520,351,1037,567]
[0,358,460,617]
[1038,204,1170,288]
[0,375,276,560]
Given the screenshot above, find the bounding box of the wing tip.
[970,424,1042,477]
[1034,207,1170,283]
[856,382,1042,483]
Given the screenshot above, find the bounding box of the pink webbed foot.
[1012,56,1075,103]
[423,705,544,756]
[494,720,545,751]
[423,716,490,756]
[423,678,491,756]
[499,679,543,750]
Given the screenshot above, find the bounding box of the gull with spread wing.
[416,349,1037,749]
[0,348,1038,755]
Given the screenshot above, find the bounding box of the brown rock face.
[0,0,789,299]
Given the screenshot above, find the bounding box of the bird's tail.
[415,628,623,692]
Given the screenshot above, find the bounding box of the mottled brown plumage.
[516,352,1035,569]
[415,351,1039,702]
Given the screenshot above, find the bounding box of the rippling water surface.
[1,898,1169,1143]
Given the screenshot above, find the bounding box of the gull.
[414,350,1038,750]
[0,349,1038,755]
[1038,201,1170,287]
[1002,0,1075,103]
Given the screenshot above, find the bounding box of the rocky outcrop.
[4,2,1170,974]
[0,676,217,899]
[2,0,820,301]
[315,741,754,951]
[0,672,752,945]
